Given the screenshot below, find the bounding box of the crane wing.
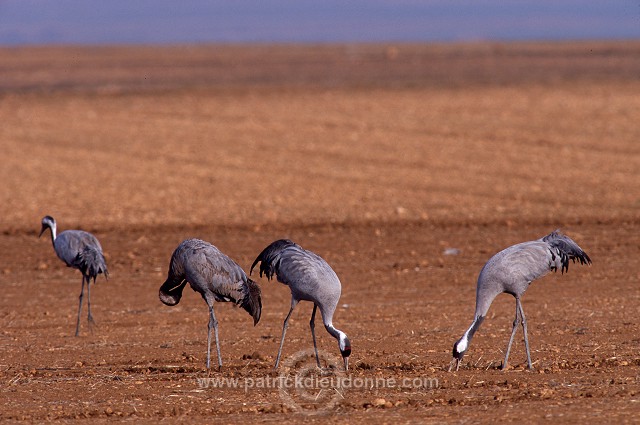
[55,230,107,279]
[160,239,262,324]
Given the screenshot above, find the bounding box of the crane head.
[39,215,56,238]
[159,278,188,306]
[449,336,467,372]
[338,333,351,371]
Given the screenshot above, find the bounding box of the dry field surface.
[1,42,639,423]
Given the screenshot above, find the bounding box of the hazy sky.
[1,0,639,45]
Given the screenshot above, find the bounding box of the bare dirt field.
[1,42,639,423]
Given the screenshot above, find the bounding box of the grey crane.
[39,215,109,336]
[159,238,262,370]
[450,230,591,372]
[250,239,351,371]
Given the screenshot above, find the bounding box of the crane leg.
[87,276,95,327]
[502,299,522,370]
[207,303,222,370]
[275,299,298,370]
[75,276,86,337]
[309,304,321,368]
[517,298,532,369]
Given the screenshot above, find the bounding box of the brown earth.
[0,42,639,423]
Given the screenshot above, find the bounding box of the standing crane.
[39,215,109,336]
[159,238,262,370]
[251,239,351,371]
[450,230,591,372]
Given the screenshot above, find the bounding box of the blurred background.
[1,0,639,45]
[1,1,639,230]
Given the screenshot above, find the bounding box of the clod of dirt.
[369,398,393,408]
[355,361,374,370]
[242,351,264,360]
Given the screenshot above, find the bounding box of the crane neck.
[324,323,341,340]
[474,281,503,319]
[459,282,500,347]
[455,314,485,357]
[48,225,57,246]
[464,315,485,345]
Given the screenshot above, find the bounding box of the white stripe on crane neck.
[338,330,348,350]
[456,335,469,353]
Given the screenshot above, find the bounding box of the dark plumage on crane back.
[39,215,108,336]
[450,230,591,372]
[251,239,351,371]
[542,231,591,274]
[159,238,262,369]
[74,245,110,280]
[250,238,297,281]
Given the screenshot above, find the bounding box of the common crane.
[450,230,591,371]
[251,239,351,371]
[159,238,262,370]
[39,215,108,336]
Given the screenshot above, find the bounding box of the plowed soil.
[1,42,639,423]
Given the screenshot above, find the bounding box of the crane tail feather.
[250,239,297,280]
[74,246,108,281]
[543,230,592,274]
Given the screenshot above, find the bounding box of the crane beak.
[38,225,46,238]
[448,357,460,372]
[343,356,349,371]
